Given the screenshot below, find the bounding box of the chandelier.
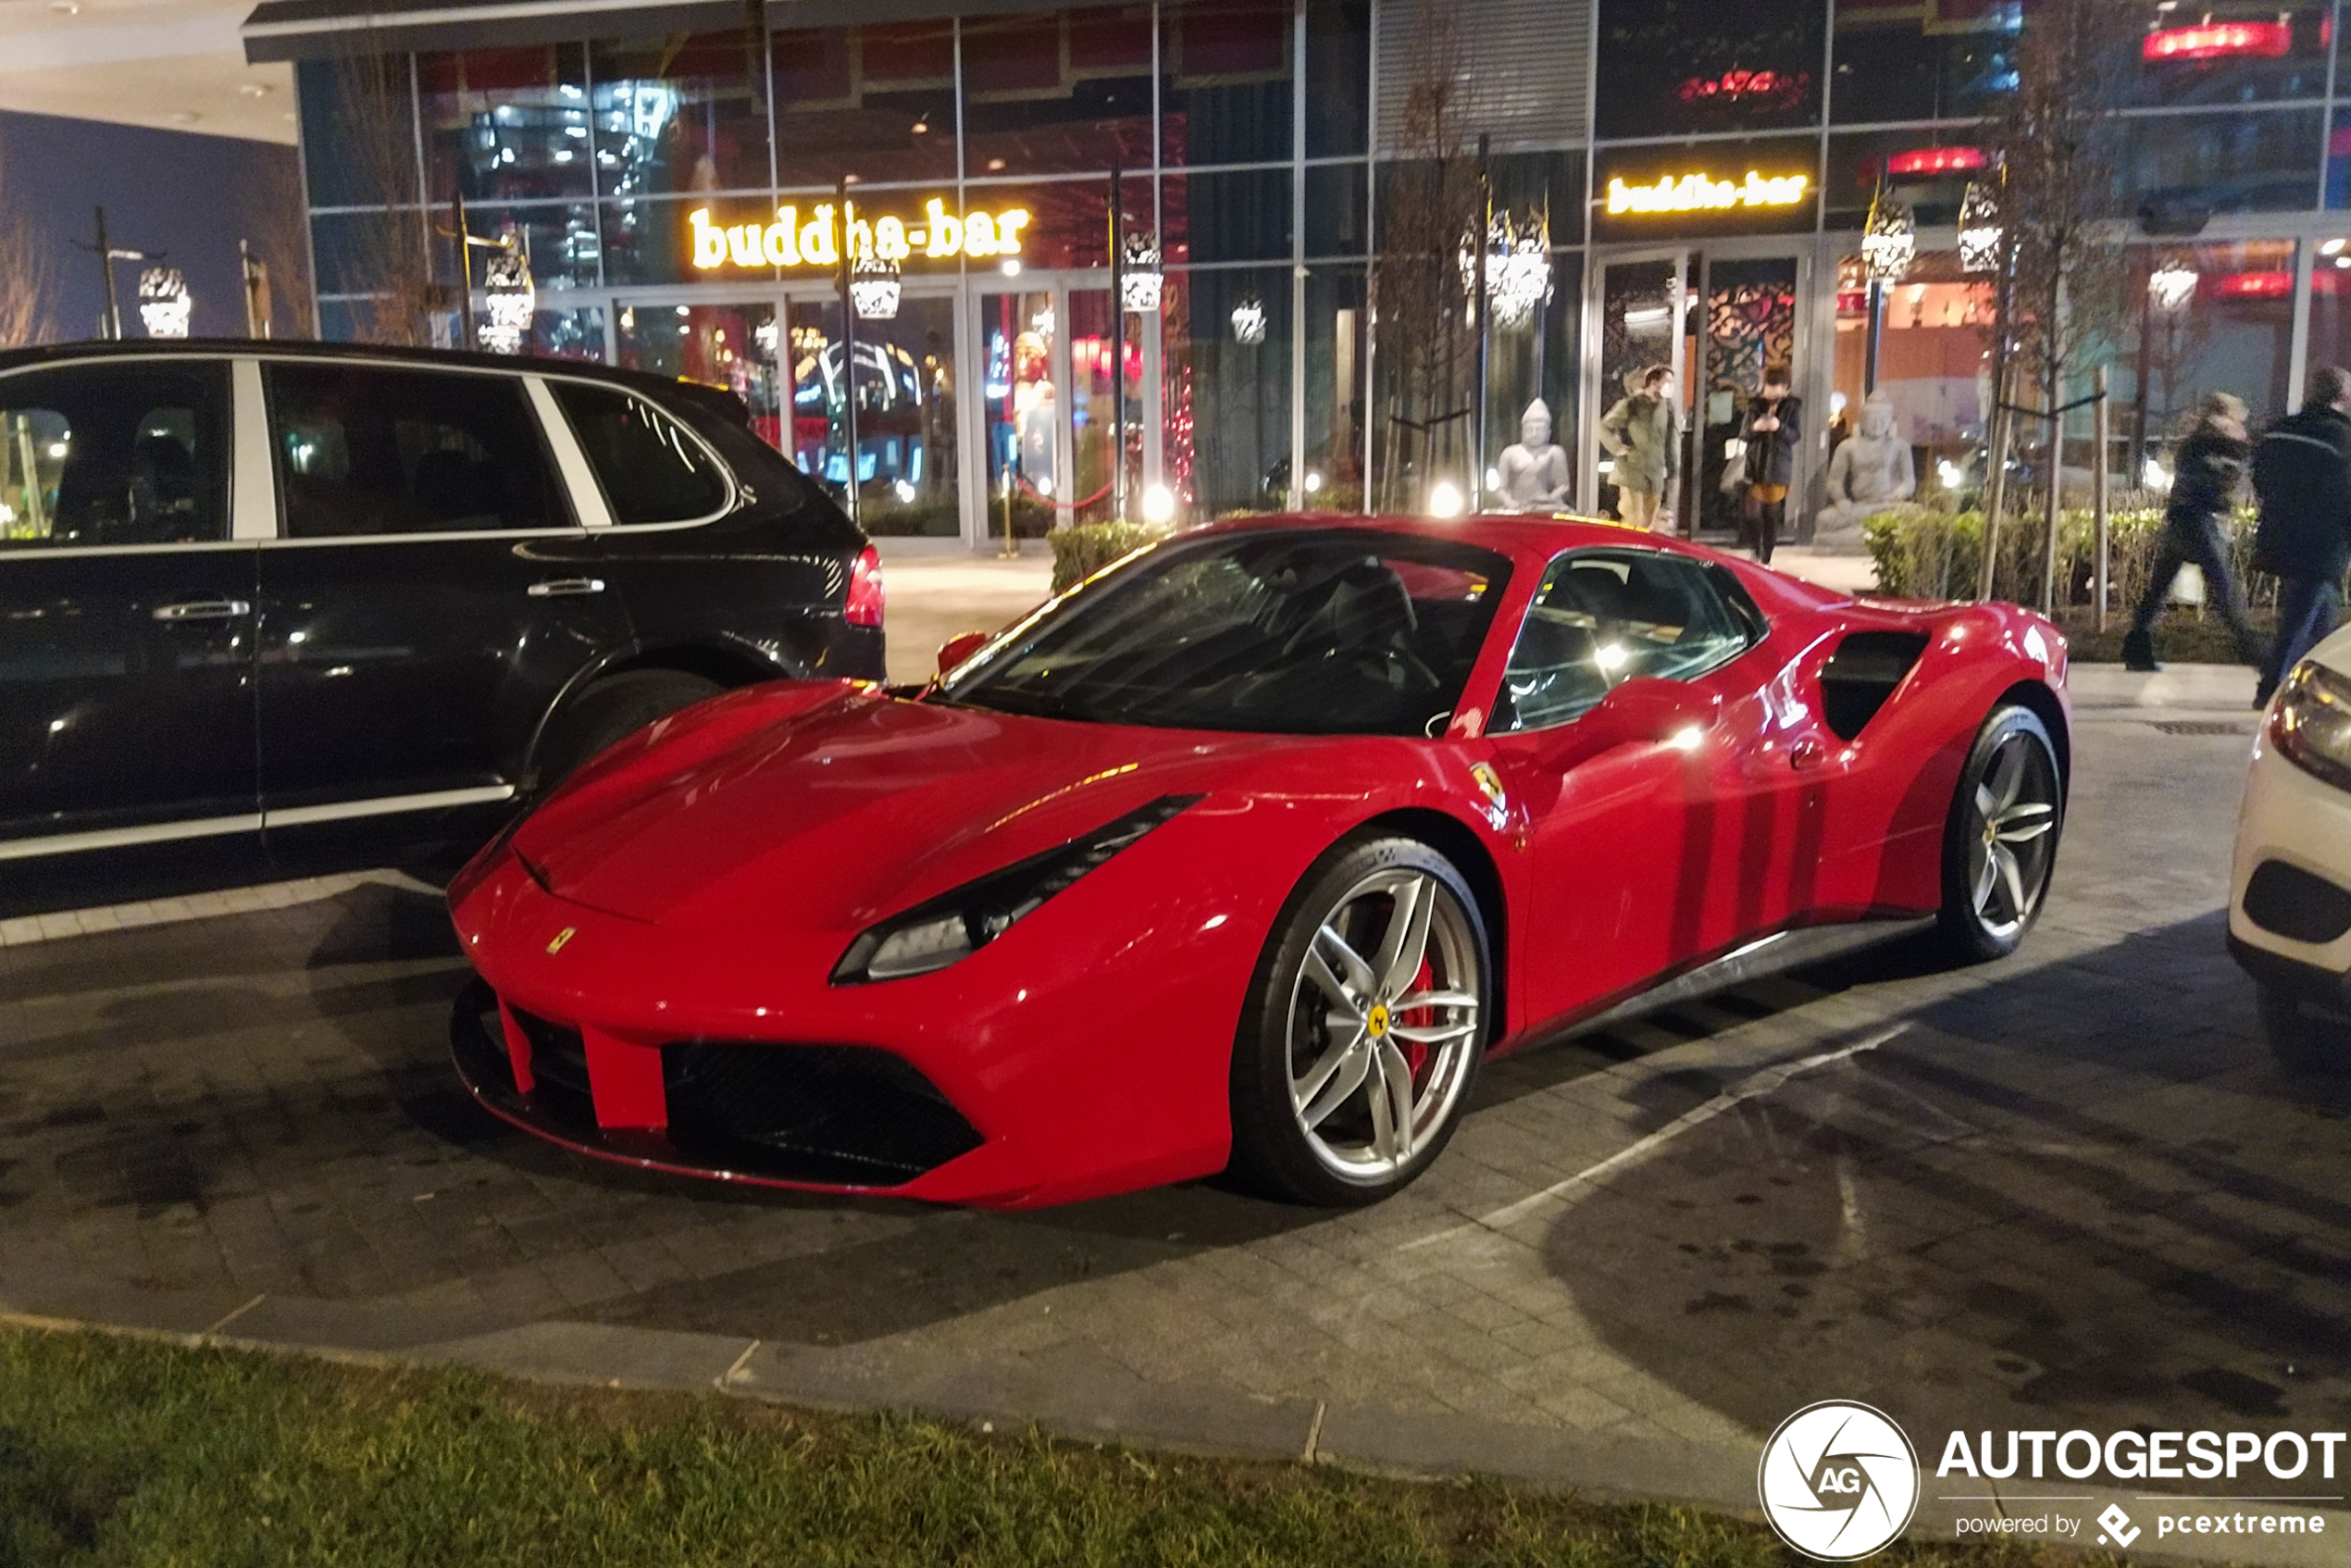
[1860,190,1916,286]
[137,267,191,339]
[1120,230,1163,314]
[1957,180,2003,276]
[1230,292,1267,345]
[479,249,533,354]
[851,253,902,321]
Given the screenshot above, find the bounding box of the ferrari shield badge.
[545,927,578,955]
[1470,763,1507,811]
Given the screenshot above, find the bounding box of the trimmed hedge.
[1048,520,1174,592]
[1861,502,2278,613]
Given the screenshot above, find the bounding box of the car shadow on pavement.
[1528,908,2351,1447]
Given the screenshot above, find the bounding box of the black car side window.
[0,362,230,550]
[265,363,565,539]
[550,382,731,525]
[1498,549,1761,732]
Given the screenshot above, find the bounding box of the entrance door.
[616,300,786,450]
[978,274,1155,541]
[1586,248,1808,541]
[785,290,962,538]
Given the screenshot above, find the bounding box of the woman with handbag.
[1739,362,1802,566]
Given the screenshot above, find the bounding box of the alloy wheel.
[1285,867,1482,1182]
[1966,728,2059,940]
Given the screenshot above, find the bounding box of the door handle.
[1789,737,1827,771]
[527,578,606,598]
[152,600,252,622]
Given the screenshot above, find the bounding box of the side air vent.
[1819,632,1930,740]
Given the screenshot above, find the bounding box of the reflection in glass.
[2120,240,2296,463]
[1595,258,1682,521]
[1596,0,1822,140]
[983,289,1061,536]
[1828,252,1989,504]
[419,45,591,205]
[963,7,1155,178]
[2120,108,2324,218]
[436,204,602,293]
[1163,168,1292,267]
[1828,0,2019,126]
[787,297,959,533]
[1304,265,1367,510]
[1164,268,1290,516]
[772,20,958,187]
[1304,0,1370,159]
[1163,0,1294,167]
[619,300,783,451]
[593,33,770,200]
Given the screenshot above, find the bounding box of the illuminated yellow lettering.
[1606,171,1806,217]
[875,216,910,262]
[727,223,762,268]
[926,197,961,258]
[964,211,999,257]
[801,204,839,267]
[690,207,728,268]
[847,215,873,261]
[772,207,802,264]
[995,208,1029,254]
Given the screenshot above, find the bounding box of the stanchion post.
[2093,366,2110,634]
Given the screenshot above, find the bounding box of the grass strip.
[0,1323,2106,1567]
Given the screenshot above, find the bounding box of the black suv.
[0,341,883,897]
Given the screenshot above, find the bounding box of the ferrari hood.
[510,691,1288,930]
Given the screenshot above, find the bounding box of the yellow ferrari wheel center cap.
[1366,1003,1391,1038]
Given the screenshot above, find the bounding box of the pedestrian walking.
[2251,365,2351,705]
[1598,364,1679,532]
[2121,392,2263,674]
[1739,362,1801,565]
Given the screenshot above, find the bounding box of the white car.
[2233,623,2351,1068]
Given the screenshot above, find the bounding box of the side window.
[1498,550,1761,731]
[265,363,565,539]
[0,362,230,550]
[550,381,731,525]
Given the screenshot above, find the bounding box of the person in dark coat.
[2122,392,2262,673]
[1739,362,1801,566]
[2250,365,2351,705]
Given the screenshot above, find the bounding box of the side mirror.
[937,630,991,677]
[1577,677,1723,753]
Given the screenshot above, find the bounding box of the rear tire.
[2259,985,2351,1074]
[536,670,724,792]
[1226,837,1491,1207]
[1931,703,2064,964]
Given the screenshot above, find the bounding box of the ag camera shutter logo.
[1759,1400,1921,1560]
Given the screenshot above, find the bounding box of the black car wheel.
[537,669,724,791]
[1227,836,1491,1207]
[2258,985,2351,1074]
[1933,703,2064,964]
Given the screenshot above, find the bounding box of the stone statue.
[1812,391,1915,553]
[1496,399,1572,512]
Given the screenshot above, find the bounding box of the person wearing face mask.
[2122,392,2263,676]
[1598,364,1679,531]
[1738,362,1801,565]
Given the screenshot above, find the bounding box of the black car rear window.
[551,382,732,525]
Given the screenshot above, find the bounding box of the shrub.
[1861,502,2279,612]
[1048,520,1173,592]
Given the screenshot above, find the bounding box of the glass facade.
[292,0,2351,541]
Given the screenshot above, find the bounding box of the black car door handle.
[527,578,606,598]
[152,599,253,622]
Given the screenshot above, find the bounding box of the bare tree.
[333,47,438,345]
[1370,0,1476,512]
[0,143,58,347]
[249,151,318,339]
[1979,0,2137,606]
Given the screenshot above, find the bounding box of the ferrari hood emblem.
[545,927,577,955]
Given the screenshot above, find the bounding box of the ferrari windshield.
[937,529,1511,735]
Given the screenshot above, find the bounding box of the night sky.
[1,109,304,342]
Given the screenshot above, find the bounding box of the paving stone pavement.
[4,678,2345,1525]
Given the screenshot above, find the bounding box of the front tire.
[2259,985,2351,1074]
[1227,837,1491,1206]
[536,669,724,792]
[1933,703,2064,964]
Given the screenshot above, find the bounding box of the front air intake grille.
[2244,860,2351,946]
[663,1041,984,1186]
[509,1007,595,1128]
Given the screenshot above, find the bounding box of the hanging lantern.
[1457,213,1553,328]
[137,268,192,338]
[1120,230,1163,314]
[851,253,902,320]
[479,248,534,355]
[2147,252,2200,312]
[1230,292,1267,345]
[1860,190,1916,286]
[1957,180,2003,276]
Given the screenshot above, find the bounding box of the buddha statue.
[1813,391,1915,552]
[1496,399,1572,513]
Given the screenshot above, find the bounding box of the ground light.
[1140,483,1176,525]
[1428,481,1465,518]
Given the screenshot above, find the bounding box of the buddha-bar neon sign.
[689,198,1032,271]
[1605,170,1809,216]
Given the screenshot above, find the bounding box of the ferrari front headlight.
[831,794,1202,984]
[2272,659,2351,793]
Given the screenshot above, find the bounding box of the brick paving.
[5,693,2339,1462]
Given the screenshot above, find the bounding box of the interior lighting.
[1428,480,1465,518]
[1140,483,1176,525]
[2148,253,2201,310]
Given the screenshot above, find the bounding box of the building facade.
[248,0,2351,544]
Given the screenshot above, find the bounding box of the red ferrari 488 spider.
[448,516,2069,1208]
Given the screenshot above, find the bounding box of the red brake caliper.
[1397,956,1435,1080]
